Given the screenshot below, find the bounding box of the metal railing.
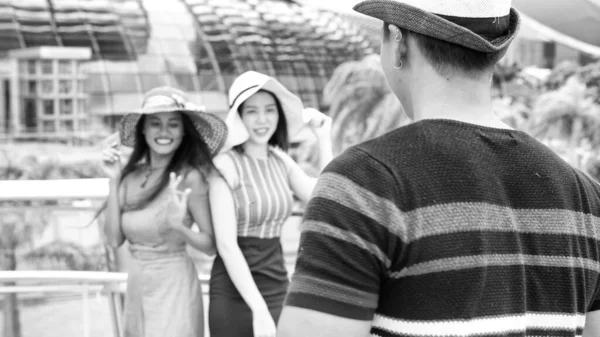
[0,178,304,337]
[0,270,213,337]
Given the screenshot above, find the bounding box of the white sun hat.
[223,71,306,150]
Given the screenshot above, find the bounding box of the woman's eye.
[168,123,181,128]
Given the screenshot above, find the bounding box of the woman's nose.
[257,111,267,123]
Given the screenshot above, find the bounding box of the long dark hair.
[234,89,289,153]
[120,113,216,210]
[92,112,216,223]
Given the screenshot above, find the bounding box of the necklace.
[140,165,167,188]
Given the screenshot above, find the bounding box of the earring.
[393,59,403,69]
[395,33,401,42]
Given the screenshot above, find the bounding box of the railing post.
[82,283,91,337]
[109,292,123,337]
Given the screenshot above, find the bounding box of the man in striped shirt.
[277,1,600,337]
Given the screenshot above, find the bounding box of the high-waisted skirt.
[208,237,289,337]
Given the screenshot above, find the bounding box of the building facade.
[0,0,377,141]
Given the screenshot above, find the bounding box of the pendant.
[140,170,151,188]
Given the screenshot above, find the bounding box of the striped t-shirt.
[285,120,600,337]
[227,148,294,238]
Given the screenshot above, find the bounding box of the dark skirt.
[208,237,289,337]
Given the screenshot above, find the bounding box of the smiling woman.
[98,86,228,337]
[207,71,333,337]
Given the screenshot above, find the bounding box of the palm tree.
[323,54,411,155]
[528,75,600,171]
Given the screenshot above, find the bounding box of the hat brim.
[353,0,521,53]
[223,78,305,149]
[118,109,228,157]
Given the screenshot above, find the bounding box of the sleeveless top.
[226,148,294,238]
[121,175,194,259]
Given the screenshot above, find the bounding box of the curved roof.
[513,0,600,47]
[1,0,377,115]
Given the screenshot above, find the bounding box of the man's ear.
[389,24,408,64]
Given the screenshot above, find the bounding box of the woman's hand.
[303,107,332,142]
[253,307,277,337]
[100,133,123,180]
[165,172,191,233]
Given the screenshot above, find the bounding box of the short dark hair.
[383,22,507,77]
[234,89,290,153]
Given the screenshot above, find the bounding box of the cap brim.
[353,0,521,53]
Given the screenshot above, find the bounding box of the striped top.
[227,148,294,238]
[285,120,600,337]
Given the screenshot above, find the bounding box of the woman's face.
[142,111,185,156]
[240,91,280,146]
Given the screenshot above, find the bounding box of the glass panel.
[172,73,197,91]
[160,40,191,56]
[28,60,37,75]
[58,60,72,74]
[85,74,108,94]
[137,56,167,73]
[89,94,113,115]
[41,60,53,74]
[197,71,219,91]
[166,56,196,74]
[140,74,169,92]
[59,99,73,115]
[21,80,37,95]
[41,80,53,94]
[78,99,88,114]
[19,61,28,75]
[107,73,139,93]
[42,120,55,132]
[59,80,73,94]
[42,100,54,116]
[78,118,89,130]
[23,98,37,130]
[59,120,74,131]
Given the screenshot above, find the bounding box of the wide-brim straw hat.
[353,0,521,53]
[119,86,228,156]
[223,71,305,149]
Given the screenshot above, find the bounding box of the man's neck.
[408,71,511,130]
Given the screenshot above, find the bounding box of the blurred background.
[1,0,599,336]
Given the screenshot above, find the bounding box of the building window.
[59,60,72,74]
[59,120,74,131]
[41,80,53,94]
[27,60,36,75]
[59,99,73,115]
[41,60,53,75]
[42,120,55,132]
[59,80,73,94]
[43,100,54,116]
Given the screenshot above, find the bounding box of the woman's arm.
[275,108,334,204]
[104,177,125,248]
[209,155,271,314]
[170,169,217,256]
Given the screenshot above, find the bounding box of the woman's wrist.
[108,177,120,187]
[250,301,270,314]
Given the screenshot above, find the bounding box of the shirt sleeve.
[284,147,403,320]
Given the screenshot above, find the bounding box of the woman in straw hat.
[207,71,333,337]
[100,86,228,337]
